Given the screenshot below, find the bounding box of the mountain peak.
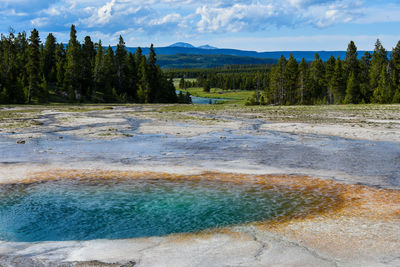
[168,42,195,48]
[198,44,218,49]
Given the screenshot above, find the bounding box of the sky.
[0,0,400,51]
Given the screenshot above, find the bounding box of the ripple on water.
[0,175,340,242]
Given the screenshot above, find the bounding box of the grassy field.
[178,87,254,104]
[174,78,255,104]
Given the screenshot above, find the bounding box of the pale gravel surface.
[0,104,399,266]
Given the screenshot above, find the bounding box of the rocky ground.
[0,104,399,266]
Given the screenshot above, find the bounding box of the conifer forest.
[0,25,177,104]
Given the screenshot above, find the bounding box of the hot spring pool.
[0,177,326,242]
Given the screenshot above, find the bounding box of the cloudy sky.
[0,0,399,51]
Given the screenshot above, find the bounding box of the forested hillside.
[156,54,277,69]
[188,40,400,105]
[0,25,177,104]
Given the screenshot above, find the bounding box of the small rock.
[59,136,63,139]
[16,140,25,144]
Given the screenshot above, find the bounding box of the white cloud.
[31,17,49,27]
[0,8,28,16]
[196,0,363,32]
[150,13,181,25]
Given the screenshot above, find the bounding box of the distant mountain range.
[157,54,277,69]
[168,42,218,50]
[121,42,375,68]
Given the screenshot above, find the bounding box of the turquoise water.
[0,178,313,242]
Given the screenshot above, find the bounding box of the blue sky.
[1,0,400,51]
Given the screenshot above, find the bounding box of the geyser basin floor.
[1,170,399,266]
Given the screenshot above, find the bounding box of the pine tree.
[345,41,359,79]
[64,25,81,101]
[359,52,371,102]
[297,58,308,105]
[309,53,325,103]
[344,72,360,104]
[325,55,336,104]
[26,29,41,103]
[179,77,185,89]
[203,80,211,92]
[126,52,138,101]
[370,39,388,100]
[93,40,105,100]
[330,57,346,104]
[269,55,286,104]
[391,41,400,94]
[55,43,66,89]
[283,54,298,104]
[373,66,393,103]
[43,33,57,83]
[81,36,96,100]
[103,46,116,102]
[148,44,159,102]
[135,47,144,67]
[115,35,128,96]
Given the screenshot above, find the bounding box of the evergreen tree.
[373,66,393,103]
[203,80,211,92]
[370,39,388,100]
[330,57,346,104]
[345,41,359,79]
[359,51,372,102]
[115,35,128,96]
[391,41,400,92]
[135,47,144,67]
[103,46,116,102]
[309,53,325,103]
[269,55,286,104]
[297,58,308,105]
[26,29,41,103]
[64,25,81,101]
[325,55,336,104]
[55,43,66,89]
[43,33,57,83]
[137,55,149,103]
[283,54,298,104]
[147,44,159,102]
[81,36,96,100]
[344,72,360,104]
[93,40,105,100]
[179,77,185,89]
[126,52,138,101]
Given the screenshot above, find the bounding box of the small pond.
[0,177,327,242]
[176,90,228,104]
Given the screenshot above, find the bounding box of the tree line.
[264,40,400,105]
[167,64,273,79]
[0,25,178,104]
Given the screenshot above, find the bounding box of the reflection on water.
[0,177,334,242]
[176,90,228,104]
